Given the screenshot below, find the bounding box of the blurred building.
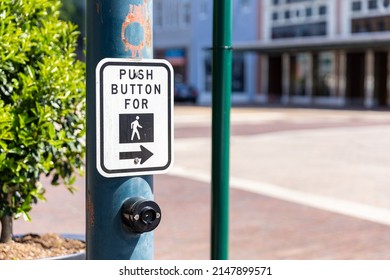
[154,0,390,108]
[153,0,258,104]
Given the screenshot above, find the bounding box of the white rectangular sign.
[96,58,174,177]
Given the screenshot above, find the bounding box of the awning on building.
[233,33,390,54]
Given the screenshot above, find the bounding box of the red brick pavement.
[12,107,390,259]
[157,108,390,259]
[14,171,390,259]
[155,174,390,260]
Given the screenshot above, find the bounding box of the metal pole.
[211,0,232,260]
[86,0,154,259]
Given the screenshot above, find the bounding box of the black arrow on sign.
[119,145,154,164]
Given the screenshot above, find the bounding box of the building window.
[272,22,327,39]
[383,0,390,8]
[378,20,385,30]
[352,1,362,11]
[352,16,390,33]
[204,53,245,92]
[155,0,163,28]
[285,10,291,20]
[272,12,279,21]
[165,0,179,28]
[369,0,378,10]
[272,0,280,6]
[319,5,327,15]
[291,53,309,96]
[306,7,312,17]
[181,0,191,27]
[313,52,335,97]
[232,54,245,92]
[200,1,208,19]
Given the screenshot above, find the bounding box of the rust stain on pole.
[96,2,101,14]
[121,1,151,58]
[86,191,95,230]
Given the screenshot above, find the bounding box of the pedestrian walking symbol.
[131,116,142,141]
[119,114,154,144]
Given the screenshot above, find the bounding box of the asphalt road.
[14,105,390,259]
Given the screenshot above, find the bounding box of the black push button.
[121,197,161,234]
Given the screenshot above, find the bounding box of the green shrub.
[0,0,85,242]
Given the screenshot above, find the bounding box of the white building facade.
[154,0,390,108]
[236,0,390,108]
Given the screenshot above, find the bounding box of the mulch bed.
[0,233,85,260]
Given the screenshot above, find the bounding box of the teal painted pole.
[211,0,232,260]
[86,0,154,259]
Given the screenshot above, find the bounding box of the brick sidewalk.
[13,106,390,259]
[155,174,390,260]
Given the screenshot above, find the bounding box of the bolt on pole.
[211,0,232,260]
[86,0,155,259]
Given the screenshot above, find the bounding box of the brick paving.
[13,106,390,259]
[155,175,390,259]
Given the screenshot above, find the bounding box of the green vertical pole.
[211,0,232,260]
[86,0,154,259]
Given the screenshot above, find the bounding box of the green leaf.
[47,123,56,140]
